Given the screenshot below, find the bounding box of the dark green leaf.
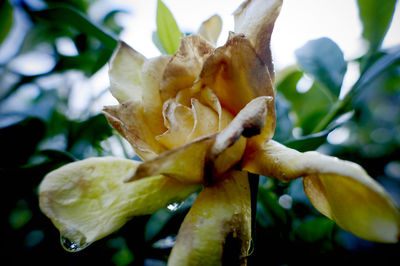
[38,149,77,162]
[295,217,335,243]
[0,117,46,167]
[156,0,182,54]
[277,70,333,135]
[68,114,113,158]
[55,47,113,76]
[357,0,397,52]
[295,38,347,98]
[285,111,353,151]
[0,0,13,45]
[258,186,287,225]
[9,207,32,229]
[354,47,400,93]
[102,10,126,35]
[145,209,174,242]
[31,5,118,49]
[285,130,331,152]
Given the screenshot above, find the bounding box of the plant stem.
[248,173,259,252]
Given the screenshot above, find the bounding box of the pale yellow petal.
[243,140,400,243]
[198,15,223,46]
[189,98,219,140]
[168,170,251,266]
[161,35,214,101]
[108,41,146,103]
[141,55,171,136]
[103,101,167,160]
[39,157,199,248]
[156,100,195,149]
[200,33,276,141]
[199,87,233,131]
[234,0,282,78]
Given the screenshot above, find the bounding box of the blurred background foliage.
[0,0,399,265]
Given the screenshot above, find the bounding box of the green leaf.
[31,5,117,49]
[0,0,13,45]
[277,70,333,135]
[285,130,331,152]
[285,111,353,151]
[152,31,168,54]
[357,0,397,52]
[295,218,335,243]
[295,38,347,98]
[156,0,182,54]
[354,47,400,93]
[258,186,287,225]
[102,10,126,35]
[68,114,113,157]
[312,48,400,133]
[55,47,114,76]
[145,209,174,242]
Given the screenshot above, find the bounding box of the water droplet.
[61,236,90,252]
[167,201,183,212]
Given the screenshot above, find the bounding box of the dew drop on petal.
[61,235,90,252]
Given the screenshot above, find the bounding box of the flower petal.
[109,41,146,103]
[160,35,214,101]
[189,98,219,140]
[234,0,282,77]
[127,135,215,184]
[210,96,271,176]
[200,33,276,140]
[156,99,195,149]
[39,157,199,247]
[198,15,223,46]
[168,170,251,266]
[129,96,272,184]
[141,55,171,136]
[243,140,400,243]
[199,87,233,131]
[103,101,167,160]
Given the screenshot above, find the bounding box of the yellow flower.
[38,0,400,264]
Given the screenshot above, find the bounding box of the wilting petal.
[109,41,146,103]
[141,55,171,136]
[131,96,273,184]
[189,98,219,140]
[200,33,276,141]
[198,15,223,46]
[211,96,271,176]
[199,87,233,131]
[161,35,214,101]
[234,0,282,78]
[156,100,195,149]
[243,140,400,243]
[168,170,251,266]
[39,157,199,247]
[103,101,167,160]
[130,96,273,184]
[128,135,216,184]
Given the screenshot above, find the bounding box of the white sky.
[110,0,400,70]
